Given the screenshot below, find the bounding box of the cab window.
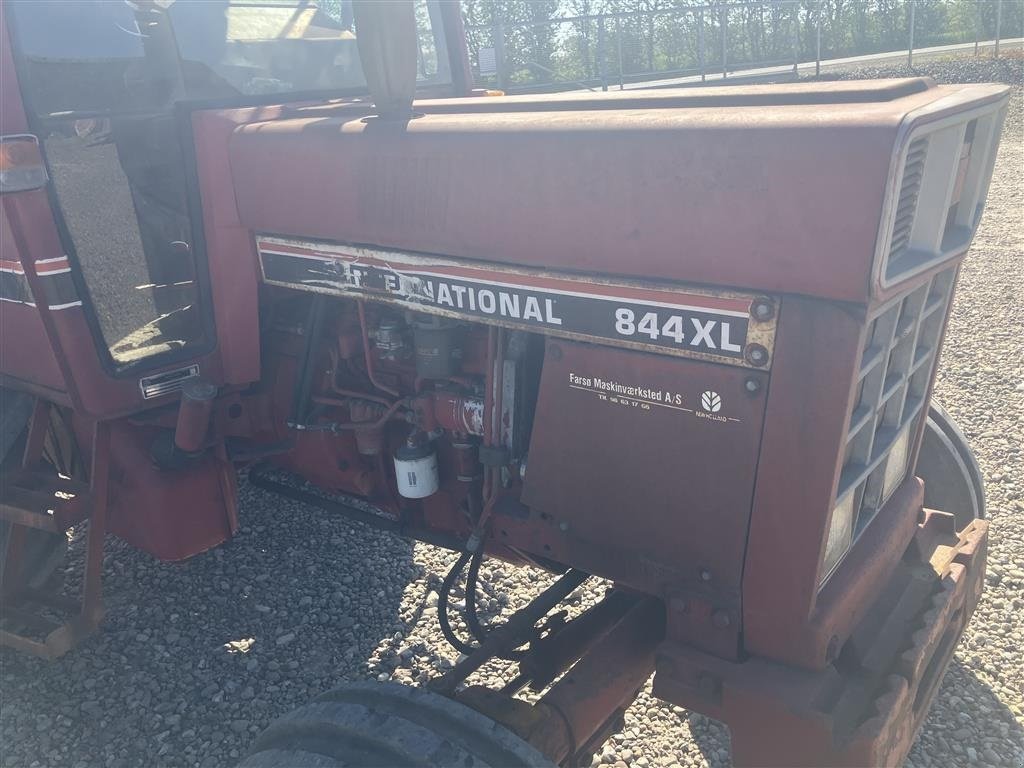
[6,0,452,369]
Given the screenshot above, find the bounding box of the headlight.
[882,426,913,502]
[822,492,856,582]
[824,263,959,586]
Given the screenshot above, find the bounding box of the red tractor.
[0,2,1004,766]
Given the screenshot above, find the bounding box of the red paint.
[229,83,956,304]
[103,421,236,561]
[520,338,767,659]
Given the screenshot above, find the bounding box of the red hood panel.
[225,79,997,303]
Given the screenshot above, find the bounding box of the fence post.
[907,0,915,69]
[974,0,980,57]
[598,14,608,92]
[615,14,625,90]
[816,0,822,77]
[494,15,507,90]
[698,8,707,83]
[720,2,728,79]
[792,0,800,77]
[995,0,1002,57]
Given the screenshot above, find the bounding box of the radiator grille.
[887,138,929,271]
[836,265,957,548]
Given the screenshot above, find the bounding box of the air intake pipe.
[352,0,417,120]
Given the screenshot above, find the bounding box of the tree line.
[459,0,1022,88]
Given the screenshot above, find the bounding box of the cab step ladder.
[0,401,109,659]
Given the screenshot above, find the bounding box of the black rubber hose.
[464,548,487,644]
[290,296,325,427]
[437,552,478,656]
[465,548,528,661]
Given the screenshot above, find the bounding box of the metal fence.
[462,0,1018,93]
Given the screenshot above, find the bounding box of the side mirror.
[351,0,418,119]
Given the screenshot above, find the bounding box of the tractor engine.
[256,238,779,650]
[257,245,775,629]
[263,292,542,534]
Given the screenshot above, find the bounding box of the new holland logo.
[701,391,722,413]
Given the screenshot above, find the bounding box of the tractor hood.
[225,78,1009,304]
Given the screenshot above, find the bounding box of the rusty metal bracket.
[653,511,989,767]
[0,411,110,659]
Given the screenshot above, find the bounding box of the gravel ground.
[1,56,1022,768]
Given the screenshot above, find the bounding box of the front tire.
[239,682,553,767]
[917,401,985,529]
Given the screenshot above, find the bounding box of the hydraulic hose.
[289,296,325,428]
[464,548,528,660]
[437,551,477,656]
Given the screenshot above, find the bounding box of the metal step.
[0,469,92,533]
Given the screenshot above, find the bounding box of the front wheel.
[917,401,985,530]
[239,682,553,767]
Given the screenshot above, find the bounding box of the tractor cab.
[1,0,460,414]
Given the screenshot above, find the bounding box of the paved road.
[579,37,1024,91]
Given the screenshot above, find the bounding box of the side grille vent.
[879,102,1006,287]
[836,265,957,549]
[887,138,929,270]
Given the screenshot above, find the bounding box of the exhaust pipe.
[352,0,418,120]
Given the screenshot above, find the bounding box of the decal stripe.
[0,269,32,304]
[34,256,71,274]
[0,257,80,309]
[261,248,749,318]
[38,271,80,307]
[254,235,778,369]
[257,238,752,315]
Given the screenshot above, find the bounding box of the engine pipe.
[308,395,407,431]
[480,327,498,505]
[328,378,394,407]
[468,326,506,552]
[357,301,401,398]
[173,379,217,454]
[289,296,326,430]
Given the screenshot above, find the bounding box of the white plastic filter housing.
[394,451,440,499]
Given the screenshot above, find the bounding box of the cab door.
[1,1,228,418]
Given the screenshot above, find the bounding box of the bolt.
[711,609,731,629]
[744,377,761,395]
[669,597,689,614]
[745,343,769,367]
[751,299,775,322]
[558,521,570,532]
[699,568,712,582]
